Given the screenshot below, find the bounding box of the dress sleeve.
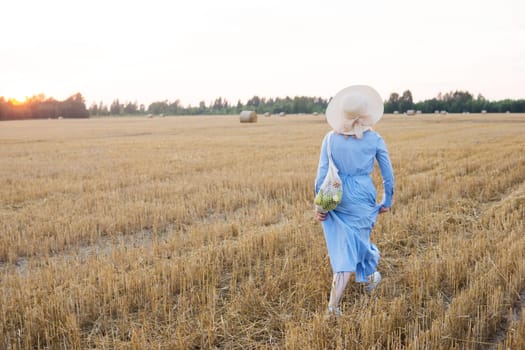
[315,133,330,193]
[376,135,395,208]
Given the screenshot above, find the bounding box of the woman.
[315,85,394,317]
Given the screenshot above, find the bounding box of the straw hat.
[326,85,384,138]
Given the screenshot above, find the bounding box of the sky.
[1,0,524,107]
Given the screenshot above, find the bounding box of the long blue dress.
[315,130,394,283]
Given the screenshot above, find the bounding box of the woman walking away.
[314,85,394,318]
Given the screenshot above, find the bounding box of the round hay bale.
[263,112,270,117]
[393,110,399,114]
[279,112,285,117]
[481,110,487,114]
[240,110,257,123]
[313,112,319,116]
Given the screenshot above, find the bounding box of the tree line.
[88,96,328,117]
[1,90,524,121]
[0,93,89,121]
[385,90,525,114]
[97,91,525,116]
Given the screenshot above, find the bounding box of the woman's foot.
[324,306,341,319]
[365,271,381,293]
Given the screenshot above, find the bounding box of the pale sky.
[1,0,524,107]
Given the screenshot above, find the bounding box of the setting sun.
[7,97,26,106]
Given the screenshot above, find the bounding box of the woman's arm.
[314,133,330,194]
[376,136,395,208]
[314,133,330,220]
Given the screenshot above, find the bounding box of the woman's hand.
[378,206,390,214]
[315,210,327,222]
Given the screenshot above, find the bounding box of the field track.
[1,113,524,349]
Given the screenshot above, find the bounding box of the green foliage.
[384,90,525,114]
[2,90,524,120]
[143,95,329,116]
[398,90,414,112]
[314,188,343,212]
[385,92,400,113]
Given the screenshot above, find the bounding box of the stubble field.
[0,113,524,349]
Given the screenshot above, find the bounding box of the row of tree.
[88,96,328,117]
[2,90,525,121]
[0,93,89,121]
[384,90,525,113]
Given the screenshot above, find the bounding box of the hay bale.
[405,110,415,116]
[279,112,286,117]
[58,116,64,120]
[263,112,270,117]
[440,110,447,115]
[240,110,257,123]
[313,112,319,116]
[434,110,439,114]
[481,110,487,114]
[393,110,399,114]
[416,110,422,114]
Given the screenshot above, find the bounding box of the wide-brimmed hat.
[326,85,384,138]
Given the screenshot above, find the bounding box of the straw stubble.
[0,113,524,349]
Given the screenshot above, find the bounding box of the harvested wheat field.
[0,113,524,349]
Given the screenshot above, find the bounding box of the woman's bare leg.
[327,272,351,314]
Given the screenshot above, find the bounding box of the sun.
[8,97,26,106]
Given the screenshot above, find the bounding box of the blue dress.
[315,130,394,283]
